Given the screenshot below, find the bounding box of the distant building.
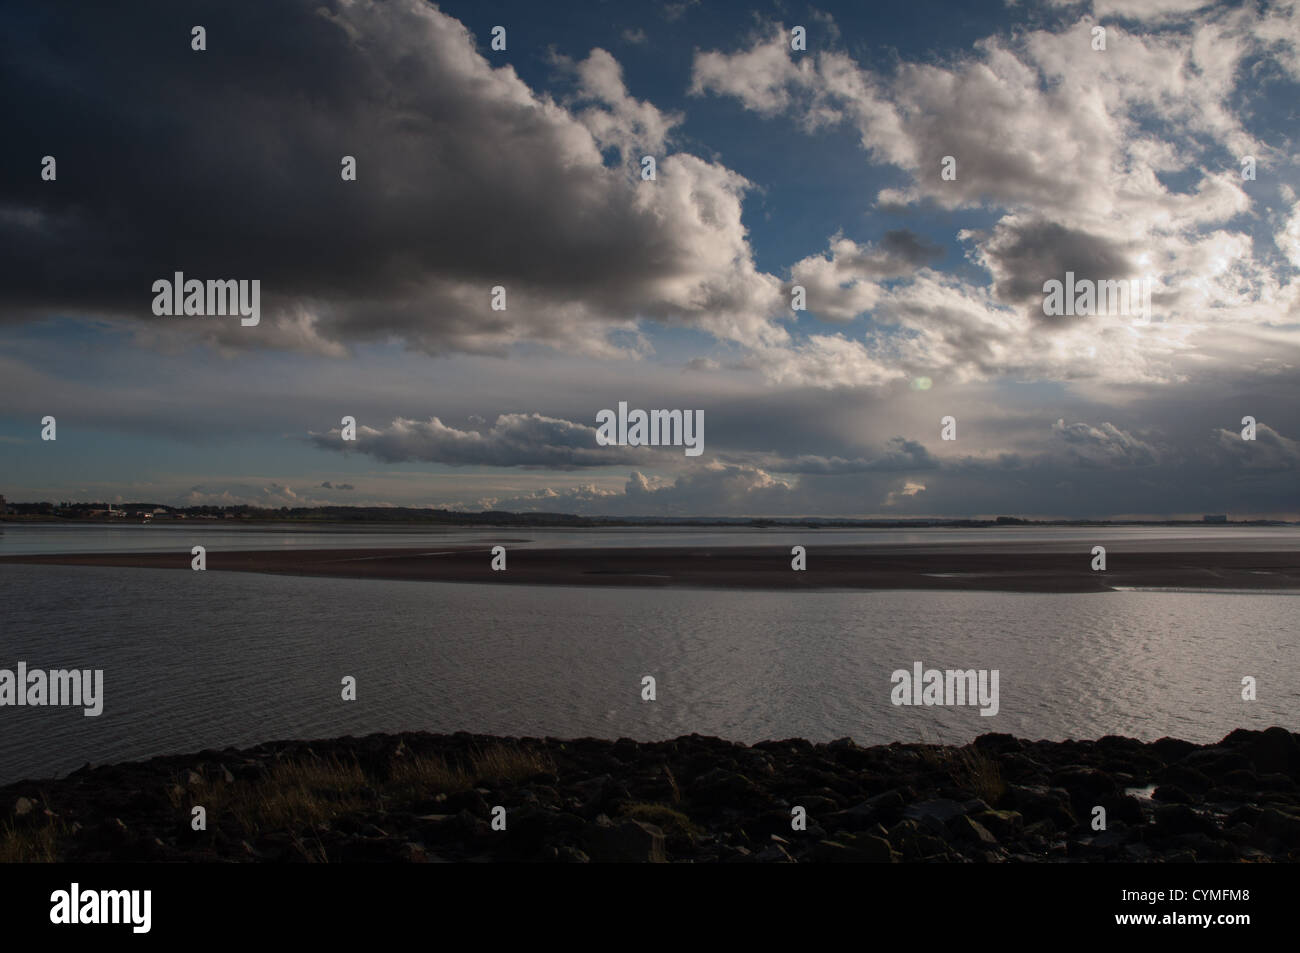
[1203,514,1228,523]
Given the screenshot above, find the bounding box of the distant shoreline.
[4,545,1300,592]
[2,512,1300,527]
[2,511,1295,529]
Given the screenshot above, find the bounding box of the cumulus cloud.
[310,410,942,477]
[1209,421,1300,470]
[690,29,822,115]
[1278,193,1300,269]
[481,464,799,516]
[690,10,1300,386]
[452,418,1299,518]
[789,230,943,321]
[8,0,1295,391]
[1073,0,1224,22]
[182,483,338,508]
[1050,419,1164,467]
[977,220,1135,308]
[309,412,656,469]
[4,2,1296,522]
[736,437,940,474]
[1,0,785,357]
[883,480,927,507]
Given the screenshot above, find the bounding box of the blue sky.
[1,0,1298,518]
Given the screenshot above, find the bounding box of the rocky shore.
[4,728,1300,862]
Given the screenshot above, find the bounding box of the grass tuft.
[919,742,1007,806]
[226,756,369,831]
[465,744,554,785]
[620,802,700,839]
[0,819,64,863]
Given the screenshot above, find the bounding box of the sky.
[1,0,1298,519]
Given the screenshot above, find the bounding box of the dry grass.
[621,802,700,839]
[919,742,1007,806]
[163,756,368,835]
[950,744,1007,805]
[463,743,553,784]
[227,757,370,831]
[663,766,682,804]
[289,830,331,864]
[174,743,553,834]
[0,791,64,863]
[3,742,556,862]
[0,819,64,863]
[389,743,553,791]
[386,752,470,796]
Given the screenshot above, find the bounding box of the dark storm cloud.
[979,220,1135,308]
[0,0,780,355]
[879,230,944,268]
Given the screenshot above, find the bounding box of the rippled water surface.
[1,560,1296,784]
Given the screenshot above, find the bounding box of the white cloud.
[690,9,1300,388]
[309,412,653,468]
